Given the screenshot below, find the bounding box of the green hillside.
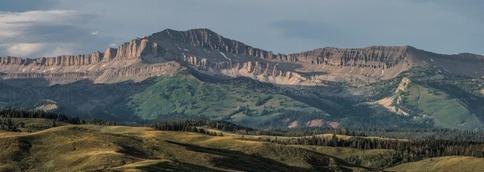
[0,69,480,129]
[0,74,330,129]
[398,82,482,129]
[126,74,327,128]
[406,84,479,128]
[370,66,484,129]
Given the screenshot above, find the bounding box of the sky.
[0,0,483,58]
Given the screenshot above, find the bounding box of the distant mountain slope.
[0,73,331,128]
[0,28,483,129]
[124,74,329,128]
[0,72,428,129]
[375,76,484,129]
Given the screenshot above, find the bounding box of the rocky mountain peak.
[154,28,220,40]
[1,29,483,86]
[148,28,270,59]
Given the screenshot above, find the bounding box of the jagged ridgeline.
[0,29,483,129]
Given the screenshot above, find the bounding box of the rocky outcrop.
[287,46,409,68]
[219,61,312,85]
[157,29,484,85]
[145,29,420,85]
[94,62,181,83]
[0,37,176,84]
[374,77,411,116]
[151,28,280,59]
[1,28,483,86]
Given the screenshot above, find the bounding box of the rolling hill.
[0,124,371,172]
[0,113,482,171]
[387,156,484,172]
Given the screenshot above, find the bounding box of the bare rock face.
[282,46,413,84]
[1,28,483,85]
[0,37,179,85]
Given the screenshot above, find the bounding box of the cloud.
[91,31,99,36]
[2,42,78,57]
[0,10,113,58]
[0,0,57,12]
[0,0,483,57]
[6,43,44,57]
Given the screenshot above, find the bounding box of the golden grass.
[388,156,484,172]
[0,125,370,172]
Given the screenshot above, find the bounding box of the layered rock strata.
[1,28,483,85]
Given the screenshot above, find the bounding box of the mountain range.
[1,28,483,129]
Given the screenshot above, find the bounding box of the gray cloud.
[0,10,113,57]
[0,0,483,57]
[0,0,57,12]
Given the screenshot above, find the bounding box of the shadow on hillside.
[165,140,312,172]
[136,160,226,172]
[302,149,375,172]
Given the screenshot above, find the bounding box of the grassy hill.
[399,82,482,129]
[387,156,484,172]
[126,74,327,128]
[0,124,370,172]
[0,116,482,171]
[374,69,484,129]
[293,145,396,169]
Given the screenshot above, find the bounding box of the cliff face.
[138,29,415,85]
[1,28,483,85]
[0,37,178,84]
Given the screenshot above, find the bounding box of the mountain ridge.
[1,28,483,86]
[0,29,483,129]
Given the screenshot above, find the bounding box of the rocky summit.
[1,29,484,129]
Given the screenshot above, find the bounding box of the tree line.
[0,109,122,131]
[0,108,82,124]
[0,118,18,131]
[268,127,484,142]
[262,134,484,168]
[151,120,254,136]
